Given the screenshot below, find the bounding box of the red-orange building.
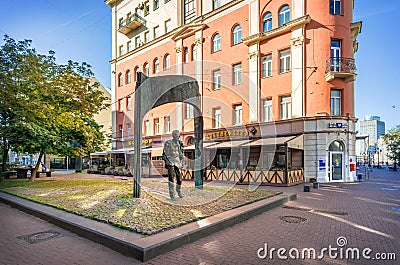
[105,0,362,184]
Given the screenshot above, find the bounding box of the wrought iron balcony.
[118,13,146,35]
[325,57,357,82]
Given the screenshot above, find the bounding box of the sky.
[0,0,399,131]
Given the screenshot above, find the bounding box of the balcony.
[325,57,357,82]
[118,13,146,35]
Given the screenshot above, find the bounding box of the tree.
[0,35,109,179]
[383,125,400,171]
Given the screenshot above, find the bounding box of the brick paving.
[1,168,399,264]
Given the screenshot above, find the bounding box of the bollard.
[304,185,311,192]
[313,182,319,189]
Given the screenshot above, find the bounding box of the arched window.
[144,62,149,76]
[329,141,344,151]
[125,70,131,84]
[263,12,272,32]
[133,66,139,81]
[279,5,290,26]
[232,25,242,45]
[183,47,189,63]
[164,54,170,70]
[118,73,123,87]
[212,33,221,52]
[153,58,159,74]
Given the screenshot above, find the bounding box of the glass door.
[331,40,341,72]
[330,152,343,181]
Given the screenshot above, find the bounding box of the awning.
[207,139,251,149]
[106,149,132,154]
[240,135,304,150]
[184,142,218,150]
[90,152,108,156]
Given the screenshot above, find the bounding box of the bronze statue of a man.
[163,130,184,200]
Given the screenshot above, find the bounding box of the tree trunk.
[28,152,43,182]
[1,146,8,172]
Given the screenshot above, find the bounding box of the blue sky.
[0,0,399,131]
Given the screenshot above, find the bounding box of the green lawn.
[0,178,281,235]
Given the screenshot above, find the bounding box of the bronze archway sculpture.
[133,73,203,198]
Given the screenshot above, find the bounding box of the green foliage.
[383,125,400,169]
[0,35,109,169]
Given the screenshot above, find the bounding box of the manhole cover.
[17,230,63,244]
[279,215,307,223]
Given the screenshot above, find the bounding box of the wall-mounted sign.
[127,138,153,146]
[328,122,348,129]
[318,157,326,171]
[205,129,249,140]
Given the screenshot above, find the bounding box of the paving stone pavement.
[1,167,399,264]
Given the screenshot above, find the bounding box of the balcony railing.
[118,13,146,35]
[325,57,357,82]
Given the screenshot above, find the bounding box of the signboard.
[205,129,249,140]
[328,122,348,129]
[318,157,326,171]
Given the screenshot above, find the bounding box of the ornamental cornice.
[243,15,311,46]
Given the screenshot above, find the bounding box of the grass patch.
[0,178,281,235]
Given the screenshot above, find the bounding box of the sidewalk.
[1,169,399,264]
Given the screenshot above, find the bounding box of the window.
[213,69,221,90]
[184,47,189,63]
[127,123,131,138]
[144,63,150,76]
[135,36,141,48]
[233,63,242,85]
[263,12,272,32]
[232,25,242,45]
[154,25,160,39]
[234,104,242,125]
[144,31,150,43]
[144,120,150,136]
[118,18,123,29]
[186,104,194,119]
[331,90,341,116]
[127,41,132,52]
[119,45,124,56]
[213,108,221,128]
[331,40,341,71]
[134,66,139,81]
[144,1,150,16]
[280,96,291,120]
[154,58,159,73]
[165,19,172,33]
[330,0,341,15]
[119,124,123,139]
[279,49,291,73]
[262,54,272,78]
[279,5,290,26]
[153,0,159,10]
[184,0,196,23]
[164,116,171,133]
[118,73,123,87]
[212,33,221,52]
[191,45,196,61]
[164,54,171,70]
[126,96,131,111]
[262,99,273,122]
[213,0,221,10]
[154,118,160,134]
[118,99,123,112]
[126,70,131,84]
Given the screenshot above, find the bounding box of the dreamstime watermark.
[257,236,397,261]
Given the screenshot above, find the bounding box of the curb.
[0,191,296,261]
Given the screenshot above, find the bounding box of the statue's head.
[172,130,180,141]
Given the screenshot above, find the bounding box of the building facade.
[105,0,361,183]
[357,115,386,165]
